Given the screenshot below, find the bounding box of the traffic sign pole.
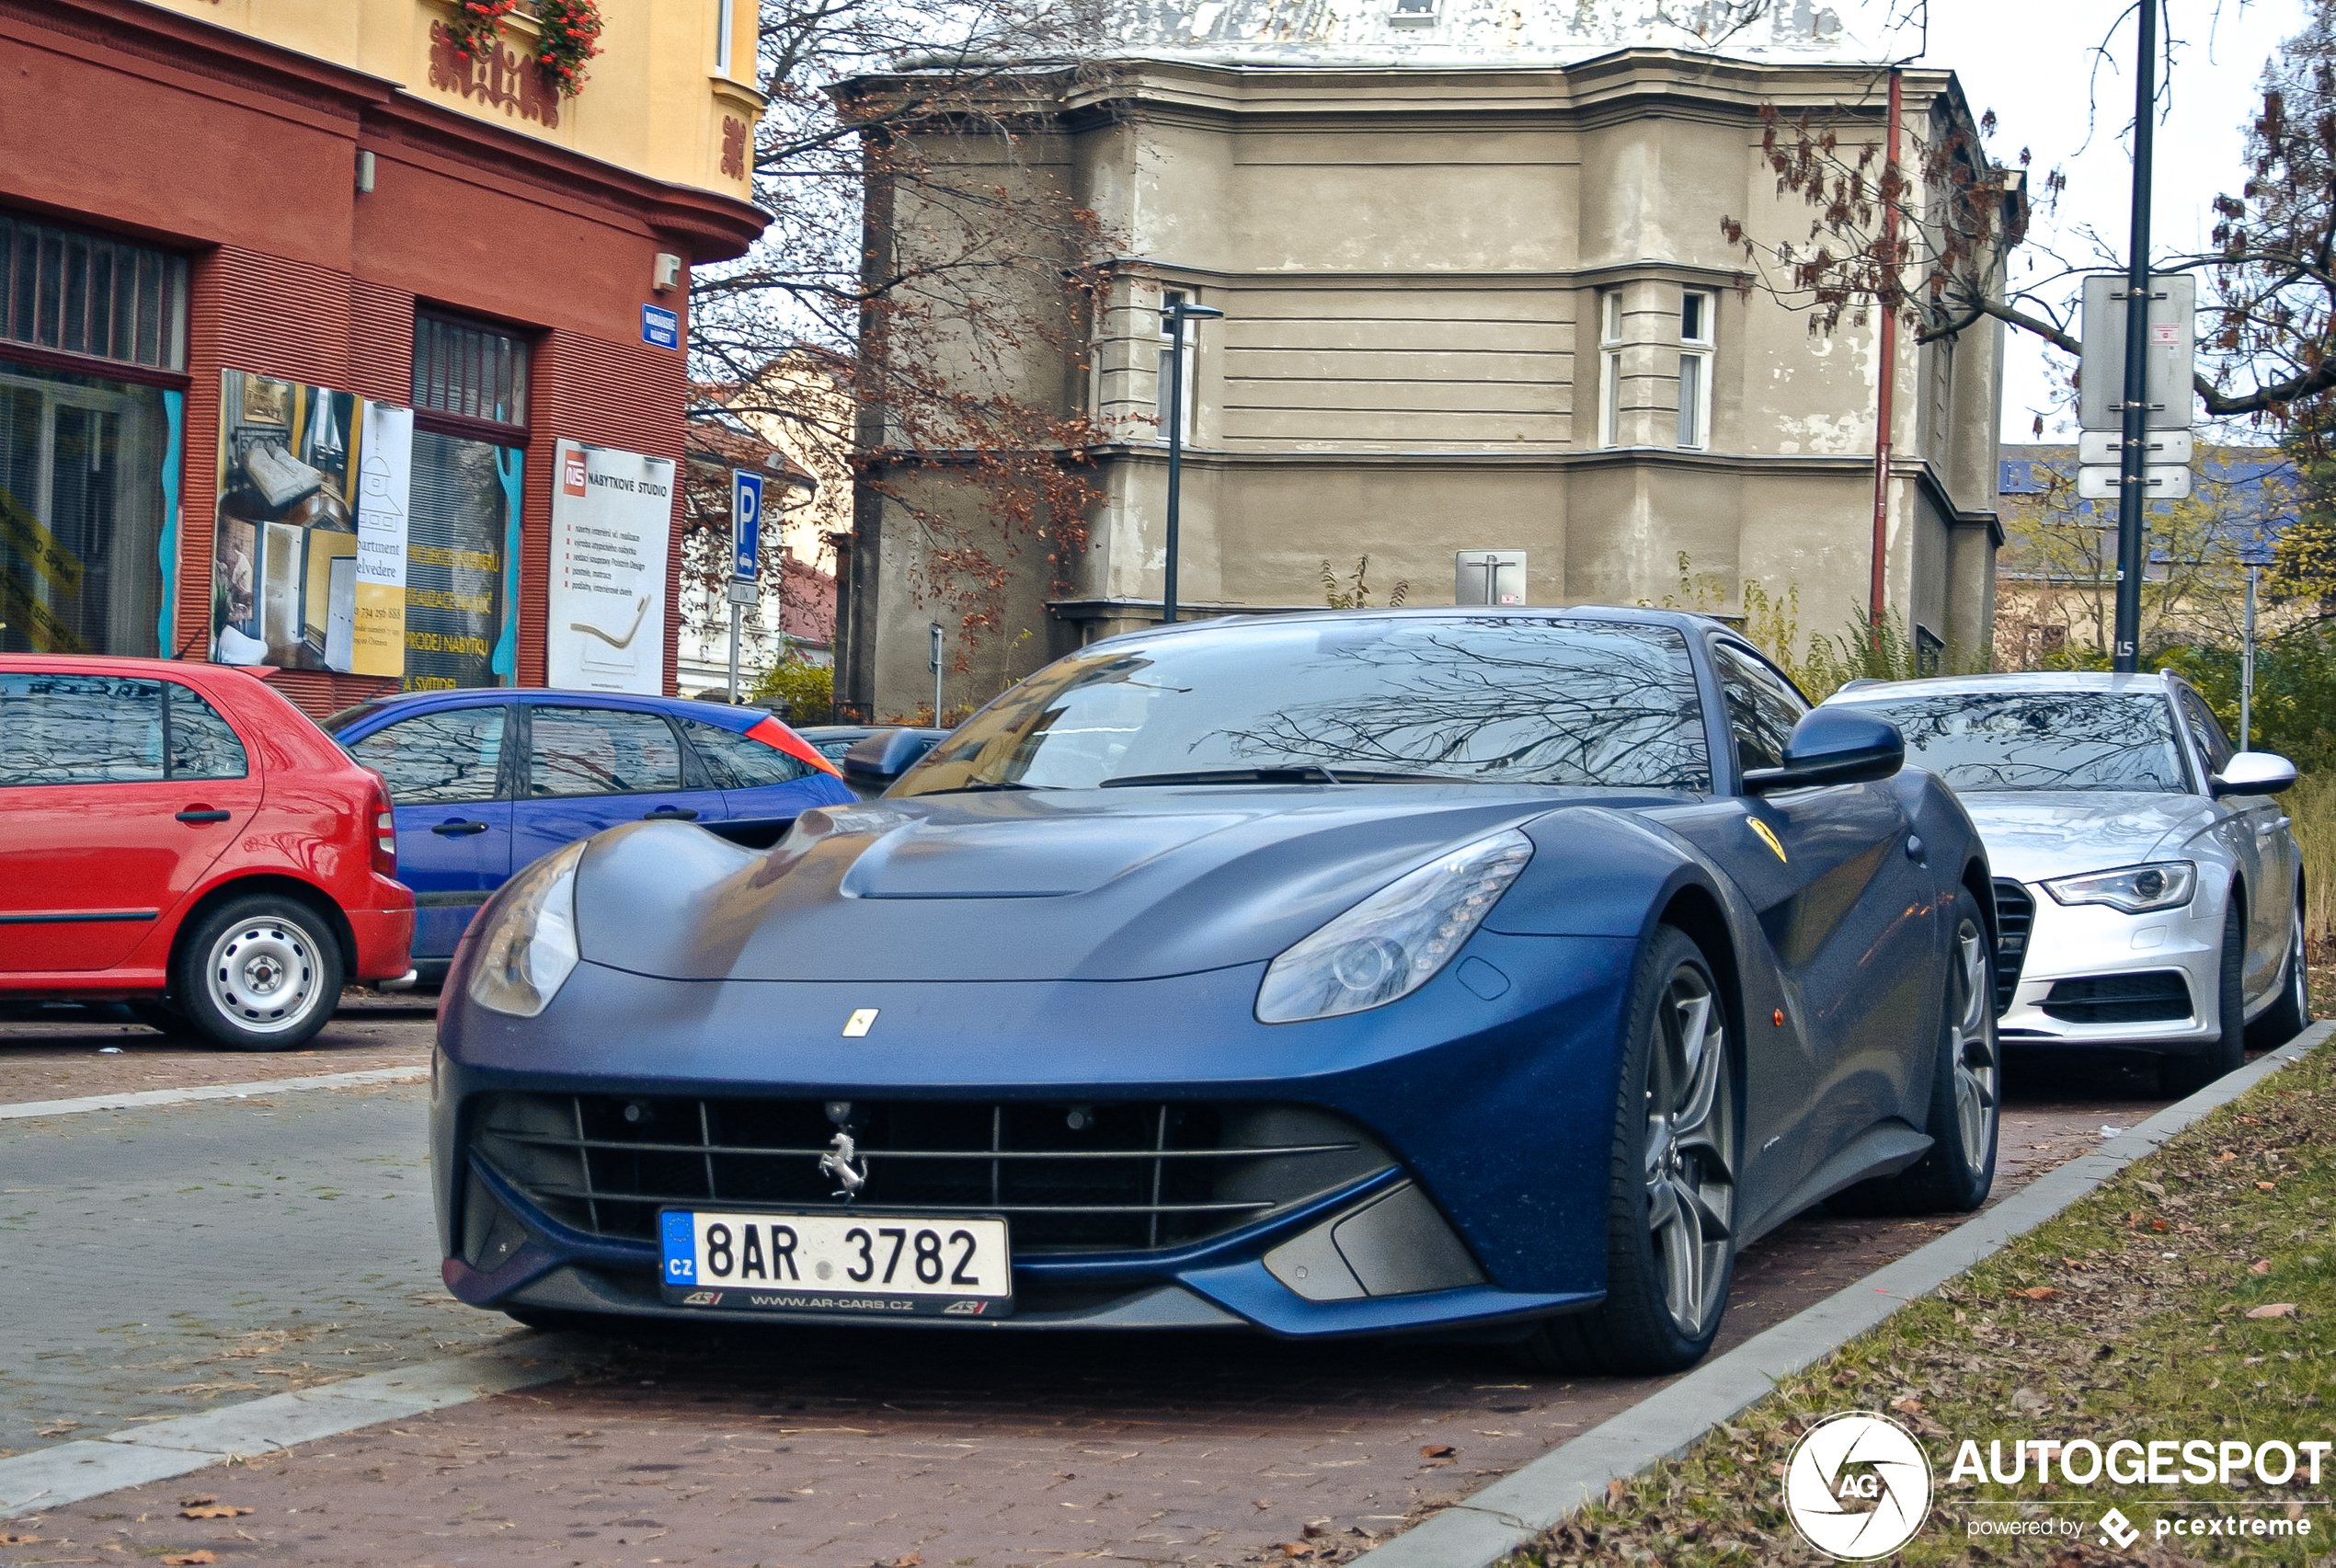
[2113,0,2158,674]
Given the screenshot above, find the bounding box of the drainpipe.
[1870,67,1903,649]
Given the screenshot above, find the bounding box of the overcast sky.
[1835,0,2308,442]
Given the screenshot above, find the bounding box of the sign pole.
[929,621,945,725]
[2113,0,2159,674]
[727,601,744,704]
[2241,565,2258,750]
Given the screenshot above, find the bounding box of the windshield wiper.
[914,780,1058,795]
[1101,766,1345,787]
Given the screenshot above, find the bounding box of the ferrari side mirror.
[1743,708,1905,795]
[2210,750,2297,797]
[842,727,942,794]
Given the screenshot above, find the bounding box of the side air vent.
[1992,879,2034,1015]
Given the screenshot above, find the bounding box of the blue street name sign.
[731,469,763,581]
[641,303,681,350]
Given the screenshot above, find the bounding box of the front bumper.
[1998,876,2226,1049]
[429,933,1632,1337]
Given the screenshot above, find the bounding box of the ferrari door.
[1657,643,1935,1200]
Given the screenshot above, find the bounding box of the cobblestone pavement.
[0,993,432,1105]
[0,1036,2182,1568]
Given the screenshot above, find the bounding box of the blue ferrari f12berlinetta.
[433,607,1998,1373]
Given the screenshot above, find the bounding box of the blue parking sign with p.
[732,469,762,580]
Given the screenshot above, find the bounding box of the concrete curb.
[1352,1021,2334,1568]
[0,1334,600,1518]
[0,1066,427,1122]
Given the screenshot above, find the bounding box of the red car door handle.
[176,807,232,823]
[642,807,700,821]
[430,819,491,837]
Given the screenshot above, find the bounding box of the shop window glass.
[0,361,167,656]
[405,431,518,691]
[0,212,186,372]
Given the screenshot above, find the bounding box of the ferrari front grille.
[1992,878,2034,1016]
[470,1093,1396,1256]
[2040,970,2193,1024]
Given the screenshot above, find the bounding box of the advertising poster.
[546,439,673,694]
[350,402,412,677]
[211,370,371,670]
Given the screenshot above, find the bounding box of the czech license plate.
[658,1208,1013,1318]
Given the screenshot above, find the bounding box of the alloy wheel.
[1950,914,1998,1167]
[204,915,326,1035]
[1643,965,1735,1337]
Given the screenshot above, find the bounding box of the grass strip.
[1499,1036,2336,1566]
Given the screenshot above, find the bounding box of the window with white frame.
[716,0,735,74]
[1597,291,1623,448]
[1156,289,1198,443]
[1677,289,1714,449]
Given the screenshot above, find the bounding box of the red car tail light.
[369,782,397,877]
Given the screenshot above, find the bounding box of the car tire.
[2246,891,2310,1050]
[174,896,343,1052]
[1826,886,1999,1217]
[2163,892,2247,1097]
[1513,926,1737,1377]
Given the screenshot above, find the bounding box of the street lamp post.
[1161,296,1223,624]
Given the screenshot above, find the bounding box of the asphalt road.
[0,1001,2190,1565]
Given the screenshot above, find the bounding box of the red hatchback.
[0,657,414,1049]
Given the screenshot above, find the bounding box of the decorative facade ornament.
[429,21,563,126]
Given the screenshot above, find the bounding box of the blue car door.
[1650,641,1935,1211]
[511,702,728,872]
[341,703,514,965]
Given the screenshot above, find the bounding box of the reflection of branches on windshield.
[1210,626,1712,790]
[1873,692,2186,793]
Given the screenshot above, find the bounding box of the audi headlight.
[1256,830,1534,1024]
[2042,860,2196,914]
[466,840,586,1017]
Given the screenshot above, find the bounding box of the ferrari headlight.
[466,841,586,1018]
[1256,830,1534,1024]
[2042,860,2196,914]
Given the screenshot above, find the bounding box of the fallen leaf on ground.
[177,1497,215,1508]
[2139,1181,2167,1198]
[0,1535,39,1546]
[1301,1523,1326,1538]
[179,1505,252,1520]
[2216,1151,2239,1162]
[2258,1181,2279,1191]
[161,1554,217,1566]
[2248,1303,2299,1319]
[1278,1545,1311,1559]
[1889,1396,1924,1414]
[1419,1445,1456,1459]
[2008,1287,2058,1300]
[2251,1259,2273,1274]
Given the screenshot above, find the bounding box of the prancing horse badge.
[842,1008,879,1037]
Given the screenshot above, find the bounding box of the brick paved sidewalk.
[0,994,432,1105]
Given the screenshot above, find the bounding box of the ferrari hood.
[1958,791,2220,884]
[570,785,1649,983]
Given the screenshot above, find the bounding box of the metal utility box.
[1455,551,1526,607]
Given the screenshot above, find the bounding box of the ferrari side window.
[528,707,684,797]
[1713,644,1802,778]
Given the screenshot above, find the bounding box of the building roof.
[1102,0,1865,70]
[1998,444,2298,566]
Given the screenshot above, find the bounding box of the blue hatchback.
[324,691,853,979]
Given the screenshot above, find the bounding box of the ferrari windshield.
[895,616,1712,795]
[1833,690,2191,794]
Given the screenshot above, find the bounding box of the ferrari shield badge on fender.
[842,1008,878,1037]
[1748,818,1788,864]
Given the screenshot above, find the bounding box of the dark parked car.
[1,656,414,1049]
[325,690,851,983]
[431,609,1998,1374]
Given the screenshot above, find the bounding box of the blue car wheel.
[1516,926,1738,1374]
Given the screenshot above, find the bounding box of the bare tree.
[686,0,1122,715]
